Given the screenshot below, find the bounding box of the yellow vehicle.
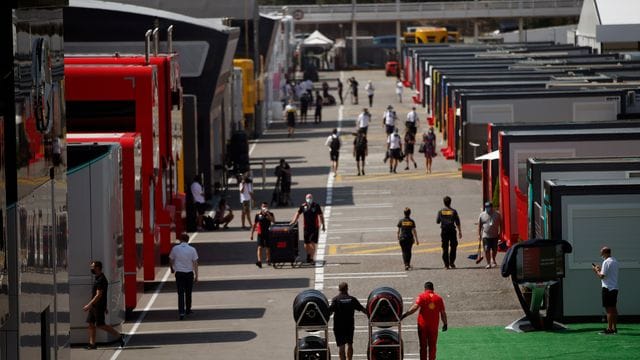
[403,26,461,44]
[233,58,256,126]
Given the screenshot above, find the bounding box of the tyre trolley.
[295,301,330,360]
[368,297,403,360]
[269,222,301,268]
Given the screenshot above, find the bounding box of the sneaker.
[186,310,194,315]
[362,170,365,175]
[255,261,262,268]
[485,264,492,269]
[492,262,498,267]
[599,329,616,335]
[405,166,409,170]
[86,344,97,350]
[405,265,410,271]
[414,162,417,169]
[179,314,185,320]
[450,264,456,269]
[357,172,361,176]
[444,265,450,270]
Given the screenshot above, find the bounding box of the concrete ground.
[71,70,522,360]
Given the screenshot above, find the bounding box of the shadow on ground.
[133,308,266,322]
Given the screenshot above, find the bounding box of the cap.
[387,105,393,109]
[484,202,493,208]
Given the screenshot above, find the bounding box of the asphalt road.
[71,70,522,360]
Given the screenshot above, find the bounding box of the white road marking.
[110,232,198,360]
[332,203,394,209]
[324,274,408,280]
[315,76,344,291]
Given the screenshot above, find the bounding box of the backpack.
[330,136,341,151]
[355,135,366,151]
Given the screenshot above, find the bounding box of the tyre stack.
[366,287,403,360]
[293,290,331,360]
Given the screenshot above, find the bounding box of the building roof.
[577,0,640,42]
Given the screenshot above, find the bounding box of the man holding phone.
[592,246,619,335]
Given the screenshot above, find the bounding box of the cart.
[368,297,403,360]
[294,301,330,360]
[269,222,301,268]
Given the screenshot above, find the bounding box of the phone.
[591,263,597,267]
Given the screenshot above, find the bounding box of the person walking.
[251,201,275,268]
[190,175,208,231]
[406,107,419,135]
[337,78,344,105]
[436,196,462,269]
[365,80,375,107]
[423,127,437,174]
[325,128,341,176]
[387,128,402,173]
[401,281,448,360]
[291,194,325,264]
[239,175,254,230]
[300,91,309,123]
[395,79,403,103]
[353,130,368,176]
[356,108,370,135]
[478,202,502,269]
[592,246,619,334]
[329,282,367,360]
[314,90,323,124]
[350,77,359,105]
[169,233,199,320]
[284,99,297,137]
[383,105,397,136]
[404,130,418,170]
[83,261,125,349]
[274,158,292,206]
[397,207,419,270]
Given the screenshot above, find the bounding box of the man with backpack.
[325,128,341,176]
[353,130,368,176]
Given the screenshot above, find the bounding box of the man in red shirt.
[401,282,448,360]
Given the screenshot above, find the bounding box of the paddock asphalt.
[71,70,527,360]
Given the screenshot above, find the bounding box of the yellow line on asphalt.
[330,241,477,255]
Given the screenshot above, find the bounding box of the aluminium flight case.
[269,221,300,268]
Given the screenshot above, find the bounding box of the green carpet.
[437,323,640,359]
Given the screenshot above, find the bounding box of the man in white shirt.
[190,175,208,231]
[396,80,403,103]
[592,246,619,334]
[406,107,419,135]
[387,128,402,173]
[365,80,375,107]
[239,175,254,229]
[356,108,370,135]
[383,105,397,135]
[169,233,199,320]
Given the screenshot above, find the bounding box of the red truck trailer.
[65,53,184,260]
[65,64,162,280]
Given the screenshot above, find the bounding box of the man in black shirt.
[291,193,325,264]
[83,261,124,349]
[436,196,462,269]
[251,202,275,268]
[397,207,420,270]
[330,282,366,360]
[274,158,292,206]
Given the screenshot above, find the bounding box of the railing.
[260,0,583,17]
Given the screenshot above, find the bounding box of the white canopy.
[302,30,334,47]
